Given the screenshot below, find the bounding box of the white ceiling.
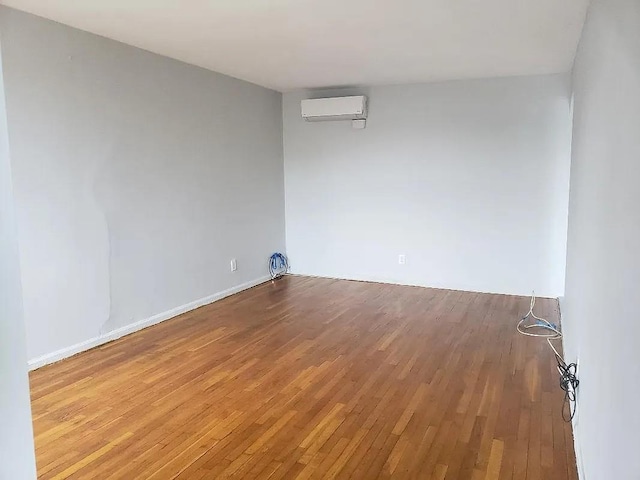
[0,0,589,92]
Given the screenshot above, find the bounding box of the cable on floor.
[557,359,579,422]
[517,292,579,422]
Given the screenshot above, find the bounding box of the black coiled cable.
[557,359,579,422]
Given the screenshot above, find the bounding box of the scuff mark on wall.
[92,136,121,337]
[96,209,112,337]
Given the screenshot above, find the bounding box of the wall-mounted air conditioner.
[301,96,368,122]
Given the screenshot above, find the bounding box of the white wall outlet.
[398,254,406,265]
[230,259,237,272]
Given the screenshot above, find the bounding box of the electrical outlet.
[230,259,237,272]
[398,254,406,265]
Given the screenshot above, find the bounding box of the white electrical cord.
[517,292,565,365]
[518,292,578,422]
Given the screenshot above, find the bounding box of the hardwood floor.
[30,276,577,479]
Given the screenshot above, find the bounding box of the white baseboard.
[287,272,555,298]
[28,275,270,370]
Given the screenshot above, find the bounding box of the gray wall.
[0,35,37,479]
[0,7,286,362]
[283,76,572,297]
[564,0,640,478]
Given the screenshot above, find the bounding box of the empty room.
[1,0,638,479]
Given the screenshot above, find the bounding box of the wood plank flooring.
[29,276,577,479]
